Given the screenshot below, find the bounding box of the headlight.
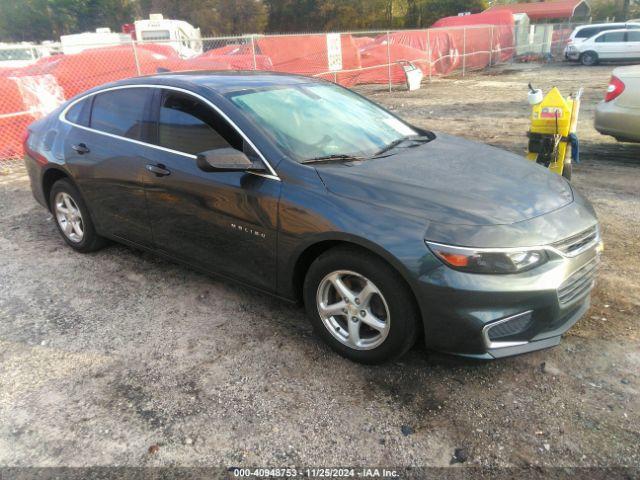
[426,241,548,274]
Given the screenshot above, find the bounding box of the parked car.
[23,72,601,364]
[565,22,640,50]
[565,28,640,65]
[595,65,640,143]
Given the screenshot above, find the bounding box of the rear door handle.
[146,164,171,177]
[72,143,90,154]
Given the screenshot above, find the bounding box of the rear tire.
[49,178,107,253]
[580,51,598,66]
[303,246,419,364]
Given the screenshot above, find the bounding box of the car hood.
[314,132,573,226]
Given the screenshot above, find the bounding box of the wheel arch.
[42,166,74,210]
[288,235,425,336]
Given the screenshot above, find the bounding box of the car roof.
[575,22,639,29]
[590,28,634,36]
[116,70,325,94]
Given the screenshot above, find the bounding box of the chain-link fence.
[0,22,581,173]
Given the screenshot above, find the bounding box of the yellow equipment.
[527,85,582,180]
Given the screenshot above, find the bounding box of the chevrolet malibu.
[24,72,601,364]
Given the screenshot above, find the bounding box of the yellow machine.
[527,85,582,180]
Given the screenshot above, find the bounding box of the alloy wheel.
[316,270,390,350]
[54,192,84,243]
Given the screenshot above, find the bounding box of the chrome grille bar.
[558,257,598,306]
[551,225,599,257]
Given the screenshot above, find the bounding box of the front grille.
[487,312,534,341]
[551,225,598,257]
[558,257,598,306]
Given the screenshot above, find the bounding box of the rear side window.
[575,27,600,38]
[156,90,243,155]
[65,98,91,126]
[596,31,626,42]
[90,88,149,140]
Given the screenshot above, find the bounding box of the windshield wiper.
[374,134,433,156]
[301,154,366,164]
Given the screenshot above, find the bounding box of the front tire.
[49,178,107,253]
[303,246,419,364]
[580,51,598,66]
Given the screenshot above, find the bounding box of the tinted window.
[90,89,148,140]
[65,97,91,126]
[596,31,626,42]
[577,25,626,38]
[628,31,640,41]
[576,27,599,38]
[157,91,242,155]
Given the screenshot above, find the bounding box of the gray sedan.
[595,65,640,142]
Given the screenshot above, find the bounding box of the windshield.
[0,48,36,61]
[226,83,418,162]
[141,30,171,41]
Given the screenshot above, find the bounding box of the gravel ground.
[0,62,638,470]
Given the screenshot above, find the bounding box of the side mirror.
[196,147,262,172]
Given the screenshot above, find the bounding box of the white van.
[134,14,203,58]
[566,22,640,48]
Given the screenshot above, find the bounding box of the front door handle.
[72,143,90,154]
[146,164,171,177]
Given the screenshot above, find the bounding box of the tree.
[403,0,488,28]
[590,0,640,20]
[0,0,135,41]
[136,0,267,35]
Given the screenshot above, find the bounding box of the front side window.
[90,88,149,140]
[226,83,417,163]
[157,91,243,155]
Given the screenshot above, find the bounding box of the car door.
[62,86,155,248]
[594,31,627,59]
[143,87,281,291]
[626,30,640,58]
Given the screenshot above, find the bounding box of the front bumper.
[595,101,640,143]
[564,48,580,61]
[416,240,600,359]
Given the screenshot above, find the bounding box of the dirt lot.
[0,63,638,470]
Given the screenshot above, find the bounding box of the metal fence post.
[250,34,257,70]
[386,31,392,92]
[462,27,466,76]
[489,25,494,68]
[131,39,141,76]
[427,29,432,82]
[511,23,516,64]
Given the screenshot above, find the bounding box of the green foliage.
[590,0,640,20]
[0,0,135,41]
[264,0,488,32]
[405,0,489,27]
[0,0,493,41]
[136,0,267,35]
